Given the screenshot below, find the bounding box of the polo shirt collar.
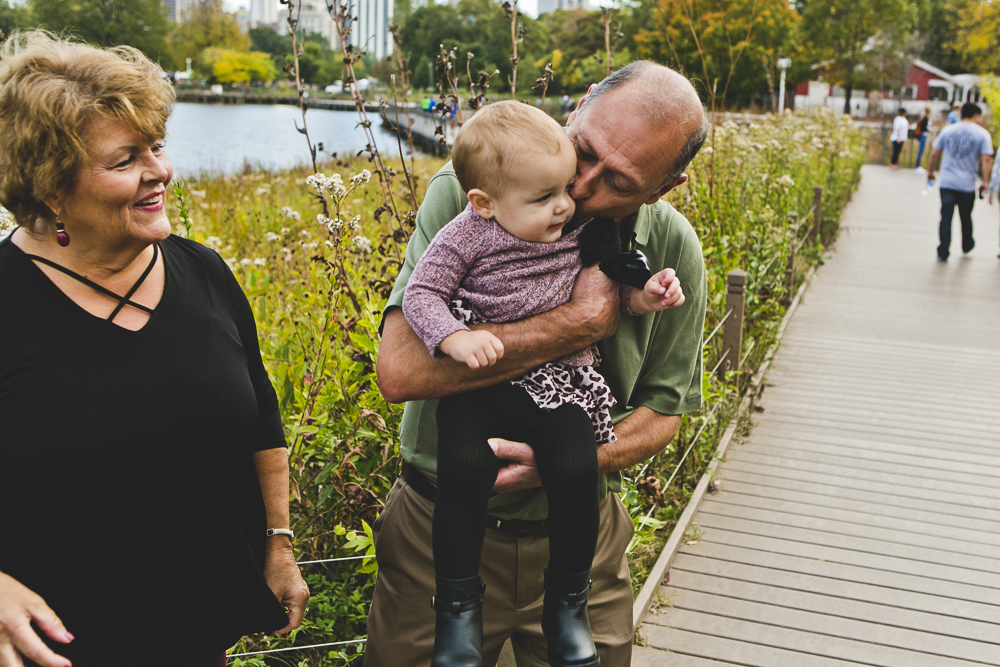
[621,204,652,248]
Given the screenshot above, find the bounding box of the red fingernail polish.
[65,631,75,641]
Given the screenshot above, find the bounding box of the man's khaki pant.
[364,477,635,666]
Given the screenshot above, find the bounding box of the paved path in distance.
[634,164,1000,666]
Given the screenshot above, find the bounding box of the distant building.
[166,0,201,23]
[250,0,279,29]
[278,2,338,49]
[536,0,590,15]
[793,59,986,121]
[235,5,251,33]
[348,0,394,60]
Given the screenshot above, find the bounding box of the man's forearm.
[598,407,681,474]
[928,149,942,173]
[377,306,605,403]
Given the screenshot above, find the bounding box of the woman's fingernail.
[65,631,75,641]
[487,439,499,453]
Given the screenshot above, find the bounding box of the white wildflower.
[265,232,282,242]
[199,203,209,210]
[776,174,795,188]
[205,236,222,249]
[239,258,252,267]
[280,207,301,220]
[253,258,267,267]
[347,215,361,231]
[351,169,372,185]
[280,247,292,260]
[299,230,311,237]
[224,258,238,270]
[303,241,320,250]
[190,190,206,197]
[255,187,269,196]
[325,240,334,248]
[352,235,372,253]
[305,173,327,194]
[280,227,291,235]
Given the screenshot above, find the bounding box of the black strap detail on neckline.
[25,245,159,320]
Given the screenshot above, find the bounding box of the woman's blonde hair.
[0,31,175,226]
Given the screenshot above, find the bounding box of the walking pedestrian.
[946,101,961,125]
[890,108,908,169]
[926,102,995,260]
[914,106,932,173]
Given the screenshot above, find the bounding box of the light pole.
[777,57,792,113]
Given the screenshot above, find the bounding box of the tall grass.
[170,110,864,665]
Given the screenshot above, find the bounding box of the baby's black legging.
[433,382,600,581]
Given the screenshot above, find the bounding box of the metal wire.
[702,308,734,348]
[709,347,731,379]
[228,638,367,657]
[662,398,726,492]
[297,556,371,565]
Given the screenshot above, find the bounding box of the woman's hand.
[0,573,73,667]
[263,541,310,634]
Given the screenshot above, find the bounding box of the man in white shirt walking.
[927,102,995,260]
[890,108,909,169]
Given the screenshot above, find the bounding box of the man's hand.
[0,572,73,667]
[488,438,541,493]
[568,266,620,340]
[263,541,310,635]
[631,268,685,314]
[440,330,505,369]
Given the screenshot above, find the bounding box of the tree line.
[1,0,998,107]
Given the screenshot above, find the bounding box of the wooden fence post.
[784,211,798,305]
[810,186,823,243]
[718,269,746,381]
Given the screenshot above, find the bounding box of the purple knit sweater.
[404,204,621,367]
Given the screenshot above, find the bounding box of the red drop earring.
[55,215,70,247]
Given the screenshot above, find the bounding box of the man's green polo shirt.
[382,162,707,521]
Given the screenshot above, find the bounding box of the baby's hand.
[439,330,505,369]
[632,268,685,314]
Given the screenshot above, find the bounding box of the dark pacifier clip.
[578,218,651,290]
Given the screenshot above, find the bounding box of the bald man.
[368,62,709,666]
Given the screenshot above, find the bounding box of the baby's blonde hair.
[452,100,571,198]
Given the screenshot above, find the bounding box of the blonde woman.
[0,33,307,667]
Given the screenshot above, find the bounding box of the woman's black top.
[0,235,289,666]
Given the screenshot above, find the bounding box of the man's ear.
[644,174,689,205]
[467,189,495,219]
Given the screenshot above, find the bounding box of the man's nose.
[571,164,598,200]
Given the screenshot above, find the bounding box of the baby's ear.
[467,189,495,219]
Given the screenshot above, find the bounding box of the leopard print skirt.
[451,298,617,445]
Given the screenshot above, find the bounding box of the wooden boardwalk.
[634,165,1000,666]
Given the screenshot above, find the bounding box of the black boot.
[542,567,600,667]
[431,576,485,667]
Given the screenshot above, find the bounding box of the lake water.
[165,102,401,178]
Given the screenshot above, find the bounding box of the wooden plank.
[660,570,1000,651]
[652,608,984,666]
[715,480,1000,535]
[642,625,873,667]
[693,513,1000,581]
[752,418,999,456]
[742,432,1000,474]
[656,587,1000,664]
[671,546,1000,618]
[726,462,1000,518]
[630,645,740,666]
[716,469,1000,524]
[725,450,1000,503]
[705,491,1000,548]
[732,443,1000,488]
